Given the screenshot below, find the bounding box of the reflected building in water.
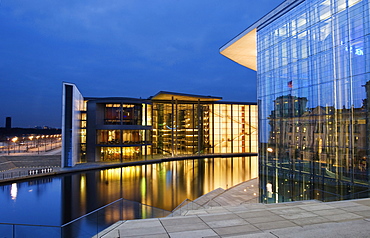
[221,0,370,202]
[62,83,258,167]
[59,156,257,234]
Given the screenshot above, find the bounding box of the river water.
[0,156,257,236]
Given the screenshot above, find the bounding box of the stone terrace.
[100,181,370,238]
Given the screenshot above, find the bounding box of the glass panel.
[122,147,141,161]
[122,130,145,144]
[257,0,370,203]
[100,147,121,162]
[146,104,152,126]
[0,224,13,237]
[97,130,121,145]
[15,225,61,238]
[104,104,121,125]
[122,104,142,125]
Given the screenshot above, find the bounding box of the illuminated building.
[221,0,370,202]
[62,83,258,167]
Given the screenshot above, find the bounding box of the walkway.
[100,180,370,237]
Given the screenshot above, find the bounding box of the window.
[104,104,143,125]
[105,104,121,125]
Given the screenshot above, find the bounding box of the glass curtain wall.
[98,103,151,162]
[152,102,205,156]
[104,104,148,126]
[80,101,87,162]
[152,102,258,157]
[210,104,258,154]
[258,0,370,203]
[97,130,148,145]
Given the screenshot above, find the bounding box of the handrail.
[172,198,192,212]
[0,198,171,238]
[0,222,60,228]
[62,198,170,227]
[61,198,123,227]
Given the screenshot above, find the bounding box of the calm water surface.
[0,156,257,226]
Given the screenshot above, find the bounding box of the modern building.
[62,83,258,167]
[221,0,370,202]
[5,117,11,129]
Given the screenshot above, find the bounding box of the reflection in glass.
[257,0,370,203]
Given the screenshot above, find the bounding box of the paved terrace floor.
[100,179,370,238]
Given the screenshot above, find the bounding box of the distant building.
[221,0,370,202]
[5,117,11,129]
[62,83,258,168]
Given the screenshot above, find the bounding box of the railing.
[0,168,57,181]
[168,198,207,217]
[0,198,171,238]
[0,171,29,180]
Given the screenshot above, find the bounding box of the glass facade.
[104,104,148,126]
[257,0,370,202]
[100,146,146,162]
[211,104,258,154]
[97,130,148,145]
[152,102,258,157]
[80,101,87,162]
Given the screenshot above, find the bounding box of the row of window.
[97,130,149,145]
[104,103,152,126]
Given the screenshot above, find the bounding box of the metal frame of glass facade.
[222,0,370,203]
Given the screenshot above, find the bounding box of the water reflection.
[10,183,17,200]
[0,156,257,227]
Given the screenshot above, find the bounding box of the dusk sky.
[0,0,284,128]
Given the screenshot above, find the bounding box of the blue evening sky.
[0,0,284,128]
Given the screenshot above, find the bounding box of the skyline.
[0,0,285,128]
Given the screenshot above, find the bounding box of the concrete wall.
[62,82,84,167]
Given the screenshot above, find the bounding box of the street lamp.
[36,136,40,154]
[11,137,18,153]
[42,135,46,152]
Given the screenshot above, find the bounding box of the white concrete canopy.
[219,0,304,71]
[220,28,257,71]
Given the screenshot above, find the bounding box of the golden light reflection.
[80,175,86,208]
[140,177,146,204]
[93,156,258,214]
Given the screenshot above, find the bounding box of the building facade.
[221,0,370,202]
[62,83,258,167]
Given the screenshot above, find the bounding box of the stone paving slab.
[99,178,370,238]
[101,196,370,238]
[172,179,259,216]
[269,219,370,238]
[168,228,217,238]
